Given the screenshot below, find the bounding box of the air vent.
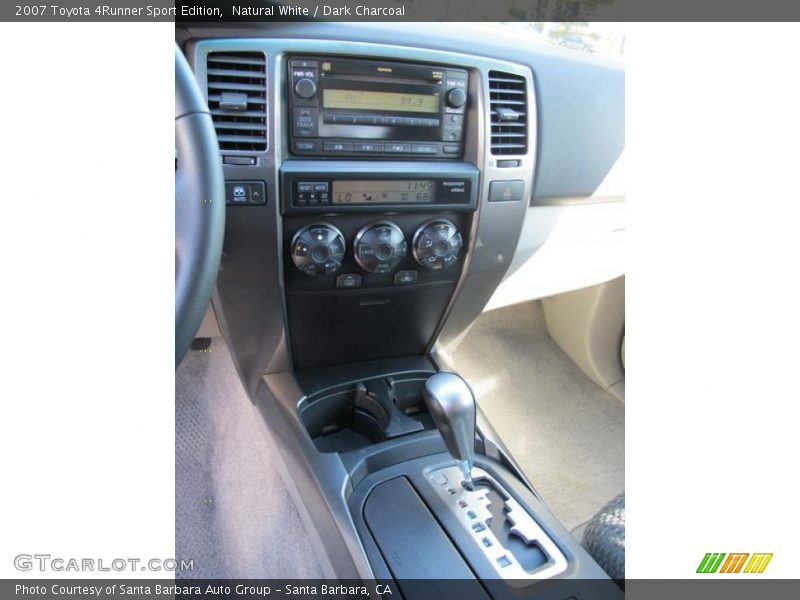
[488,71,528,155]
[206,51,267,152]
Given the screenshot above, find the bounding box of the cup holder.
[300,384,390,453]
[390,377,433,428]
[299,374,433,453]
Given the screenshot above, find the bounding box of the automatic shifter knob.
[423,372,477,489]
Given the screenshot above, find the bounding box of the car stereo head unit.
[289,56,469,159]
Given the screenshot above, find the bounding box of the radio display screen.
[332,180,435,204]
[323,89,439,113]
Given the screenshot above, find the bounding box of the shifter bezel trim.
[426,465,569,581]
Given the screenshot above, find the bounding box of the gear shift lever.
[423,372,477,489]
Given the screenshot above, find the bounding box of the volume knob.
[294,78,317,99]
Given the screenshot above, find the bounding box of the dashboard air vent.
[488,71,528,155]
[206,51,267,152]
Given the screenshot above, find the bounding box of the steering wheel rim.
[175,45,225,367]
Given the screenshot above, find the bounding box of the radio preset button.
[335,114,357,125]
[385,143,412,153]
[354,142,383,153]
[385,116,404,126]
[412,144,438,154]
[443,144,461,154]
[323,142,353,152]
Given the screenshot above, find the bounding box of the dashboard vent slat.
[207,51,267,152]
[488,70,528,156]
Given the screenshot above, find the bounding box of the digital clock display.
[323,89,440,113]
[332,180,435,204]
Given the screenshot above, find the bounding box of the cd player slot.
[323,74,435,86]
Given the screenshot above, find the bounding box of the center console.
[185,36,618,594]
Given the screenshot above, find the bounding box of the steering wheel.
[175,45,225,367]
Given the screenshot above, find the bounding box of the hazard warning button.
[488,180,525,203]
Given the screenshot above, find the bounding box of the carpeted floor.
[451,301,625,531]
[175,339,324,578]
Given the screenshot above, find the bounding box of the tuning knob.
[294,78,317,99]
[291,224,345,277]
[446,87,467,109]
[413,219,462,270]
[354,222,407,274]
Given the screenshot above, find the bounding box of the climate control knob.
[413,219,463,270]
[291,224,346,277]
[354,222,408,274]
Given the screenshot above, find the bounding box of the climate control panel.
[285,214,469,289]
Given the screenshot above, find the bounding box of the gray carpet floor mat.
[451,301,625,531]
[176,338,324,578]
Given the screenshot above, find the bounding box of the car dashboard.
[176,22,624,588]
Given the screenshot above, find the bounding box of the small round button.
[354,222,407,273]
[413,219,463,270]
[291,223,345,277]
[294,78,317,99]
[446,88,467,108]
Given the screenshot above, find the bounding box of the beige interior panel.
[541,276,625,401]
[196,302,222,339]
